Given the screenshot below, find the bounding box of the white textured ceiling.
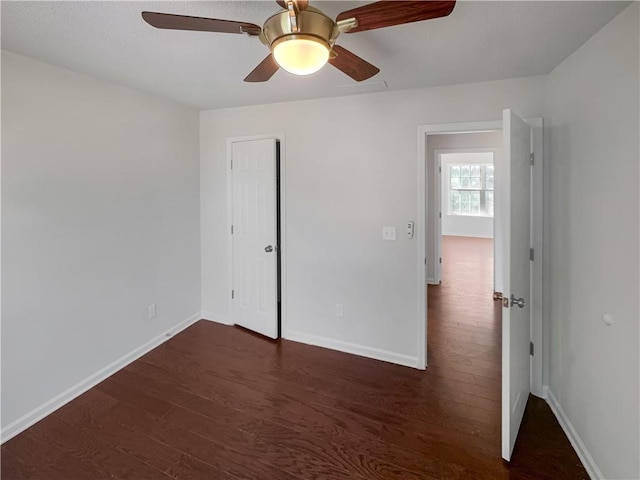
[1,1,630,110]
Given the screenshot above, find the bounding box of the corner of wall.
[200,312,233,326]
[1,312,201,445]
[543,386,604,480]
[284,330,420,369]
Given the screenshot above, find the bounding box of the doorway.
[417,116,544,461]
[431,145,500,374]
[428,135,501,289]
[417,118,543,392]
[426,135,503,452]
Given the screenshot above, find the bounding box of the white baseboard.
[1,312,201,444]
[200,311,233,325]
[284,330,419,369]
[427,278,440,285]
[543,385,603,480]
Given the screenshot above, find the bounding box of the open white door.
[231,138,278,339]
[501,110,532,461]
[493,148,504,296]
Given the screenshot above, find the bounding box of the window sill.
[446,214,494,219]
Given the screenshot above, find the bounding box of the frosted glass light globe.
[273,36,330,76]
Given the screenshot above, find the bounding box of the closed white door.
[231,139,278,339]
[501,109,532,461]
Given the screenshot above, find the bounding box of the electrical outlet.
[148,304,157,319]
[336,303,344,317]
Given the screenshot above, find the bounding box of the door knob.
[494,292,508,307]
[510,294,526,308]
[265,245,274,253]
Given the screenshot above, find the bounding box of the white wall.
[426,132,501,282]
[545,4,639,479]
[201,76,546,366]
[1,52,201,433]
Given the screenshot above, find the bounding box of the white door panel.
[501,110,532,461]
[232,139,278,339]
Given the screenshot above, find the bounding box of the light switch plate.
[382,227,396,240]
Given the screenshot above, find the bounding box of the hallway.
[428,235,499,384]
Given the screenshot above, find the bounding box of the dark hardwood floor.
[1,235,587,479]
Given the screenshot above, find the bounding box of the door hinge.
[439,166,442,173]
[530,153,535,166]
[530,341,534,356]
[439,212,442,219]
[231,289,235,299]
[530,248,534,261]
[439,257,442,264]
[424,258,427,265]
[230,159,233,169]
[231,225,234,234]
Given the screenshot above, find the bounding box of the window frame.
[439,151,495,219]
[448,163,494,217]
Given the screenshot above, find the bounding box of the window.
[449,164,494,216]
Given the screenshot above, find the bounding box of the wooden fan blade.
[329,45,380,82]
[141,12,261,36]
[244,54,280,82]
[336,1,455,33]
[276,0,309,10]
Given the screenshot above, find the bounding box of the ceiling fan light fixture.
[142,0,457,83]
[272,35,330,75]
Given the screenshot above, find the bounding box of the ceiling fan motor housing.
[260,7,337,51]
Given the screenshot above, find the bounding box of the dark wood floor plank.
[34,415,173,480]
[139,328,502,431]
[133,339,500,448]
[102,398,302,480]
[251,415,486,480]
[127,356,383,443]
[94,373,174,418]
[1,236,587,480]
[115,366,264,433]
[0,448,41,479]
[163,452,244,480]
[3,416,148,480]
[163,405,341,480]
[53,388,119,426]
[53,390,190,478]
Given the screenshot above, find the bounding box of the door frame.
[416,119,544,397]
[432,147,500,286]
[226,134,287,337]
[433,152,442,285]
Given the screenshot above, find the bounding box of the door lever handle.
[510,294,526,308]
[265,245,274,253]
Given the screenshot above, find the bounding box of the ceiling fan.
[142,0,456,83]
